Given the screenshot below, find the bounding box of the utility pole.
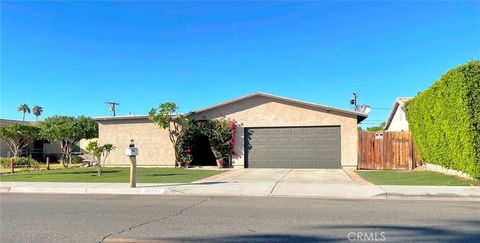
[105,101,120,116]
[350,92,359,111]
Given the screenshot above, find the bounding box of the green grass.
[0,167,225,183]
[355,170,479,186]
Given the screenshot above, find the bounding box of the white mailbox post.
[126,139,138,188]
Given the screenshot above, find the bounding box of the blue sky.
[1,1,479,127]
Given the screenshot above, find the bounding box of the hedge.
[405,60,480,178]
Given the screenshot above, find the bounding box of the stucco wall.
[97,119,175,166]
[78,138,98,153]
[386,105,409,131]
[190,96,359,168]
[43,141,62,155]
[0,140,12,157]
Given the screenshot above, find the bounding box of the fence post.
[357,130,361,169]
[46,157,50,170]
[408,133,414,170]
[10,158,14,174]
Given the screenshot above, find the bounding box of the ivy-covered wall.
[405,61,480,178]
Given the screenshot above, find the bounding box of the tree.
[39,115,98,167]
[85,141,115,176]
[149,102,187,166]
[0,124,40,157]
[367,122,386,131]
[32,105,43,121]
[17,104,30,121]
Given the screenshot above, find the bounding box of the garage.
[245,126,341,168]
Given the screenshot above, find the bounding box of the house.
[384,97,412,131]
[0,119,62,161]
[95,92,368,169]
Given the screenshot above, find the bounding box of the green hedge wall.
[405,61,480,179]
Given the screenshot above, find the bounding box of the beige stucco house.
[384,97,412,132]
[95,92,368,169]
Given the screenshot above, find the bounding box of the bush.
[0,157,11,168]
[0,157,41,169]
[177,119,236,167]
[405,61,480,178]
[71,155,83,164]
[13,157,31,167]
[29,159,41,171]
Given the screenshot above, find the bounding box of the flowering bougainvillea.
[228,119,238,156]
[177,118,237,167]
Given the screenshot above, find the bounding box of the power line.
[370,107,391,110]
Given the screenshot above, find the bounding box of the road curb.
[2,186,480,201]
[0,186,11,192]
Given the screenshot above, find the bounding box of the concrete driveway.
[201,169,356,184]
[168,169,384,198]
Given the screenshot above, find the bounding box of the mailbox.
[126,139,138,188]
[125,147,138,156]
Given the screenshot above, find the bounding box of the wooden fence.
[358,131,420,170]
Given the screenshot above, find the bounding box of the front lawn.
[355,170,479,186]
[0,167,225,183]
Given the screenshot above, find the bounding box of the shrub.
[205,119,234,160]
[71,155,83,164]
[0,157,41,169]
[0,157,11,168]
[177,119,237,167]
[29,159,41,171]
[85,141,115,176]
[13,157,31,167]
[405,61,480,178]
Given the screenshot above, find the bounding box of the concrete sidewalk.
[1,181,479,201]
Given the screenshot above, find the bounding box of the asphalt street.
[1,193,479,242]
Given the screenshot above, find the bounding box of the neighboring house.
[0,119,62,161]
[384,97,413,131]
[95,92,368,169]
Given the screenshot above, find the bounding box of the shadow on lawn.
[52,170,121,175]
[150,173,187,177]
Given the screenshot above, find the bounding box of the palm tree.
[32,105,43,121]
[17,104,31,121]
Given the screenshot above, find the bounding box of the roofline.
[190,92,368,122]
[93,92,369,123]
[0,119,36,126]
[384,97,413,129]
[0,118,34,123]
[93,115,149,121]
[384,102,399,130]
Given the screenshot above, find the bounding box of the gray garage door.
[245,126,341,168]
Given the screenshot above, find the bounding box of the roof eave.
[191,92,368,123]
[93,115,150,121]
